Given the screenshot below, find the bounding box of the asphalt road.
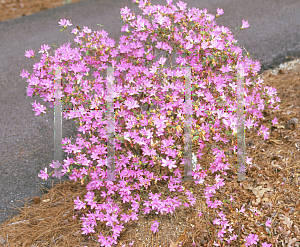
[1,0,300,224]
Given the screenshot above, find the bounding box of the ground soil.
[0,0,85,23]
[1,1,300,246]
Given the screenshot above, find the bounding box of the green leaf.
[86,50,90,56]
[225,130,232,136]
[193,136,200,140]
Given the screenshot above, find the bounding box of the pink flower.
[38,168,49,180]
[161,156,177,170]
[74,196,86,210]
[217,227,226,238]
[151,220,159,233]
[245,234,259,247]
[262,243,272,247]
[20,69,30,78]
[24,49,34,58]
[30,100,46,116]
[213,218,221,225]
[120,213,131,223]
[239,205,246,213]
[216,8,224,16]
[166,0,173,5]
[58,19,72,28]
[98,233,111,247]
[38,44,51,54]
[265,219,272,227]
[272,116,278,126]
[241,20,250,29]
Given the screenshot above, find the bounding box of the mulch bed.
[0,0,84,23]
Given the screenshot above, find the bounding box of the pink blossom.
[24,49,34,58]
[241,20,250,29]
[265,219,272,227]
[272,116,278,126]
[216,8,224,16]
[30,100,47,116]
[245,234,259,247]
[237,205,245,213]
[151,220,159,233]
[58,19,72,27]
[38,168,49,180]
[262,243,272,247]
[161,156,177,170]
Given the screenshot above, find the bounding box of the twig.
[7,216,53,226]
[52,235,64,244]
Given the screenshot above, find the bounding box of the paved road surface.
[1,0,300,224]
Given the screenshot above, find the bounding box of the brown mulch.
[0,0,85,23]
[1,3,300,246]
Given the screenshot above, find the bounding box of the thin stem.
[66,30,75,44]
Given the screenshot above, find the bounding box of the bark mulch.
[0,0,85,23]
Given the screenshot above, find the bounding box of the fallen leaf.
[287,238,298,247]
[169,228,187,246]
[169,239,178,247]
[279,214,293,230]
[246,183,273,198]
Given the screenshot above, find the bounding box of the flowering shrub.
[20,0,279,245]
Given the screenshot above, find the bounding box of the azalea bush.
[20,0,280,245]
